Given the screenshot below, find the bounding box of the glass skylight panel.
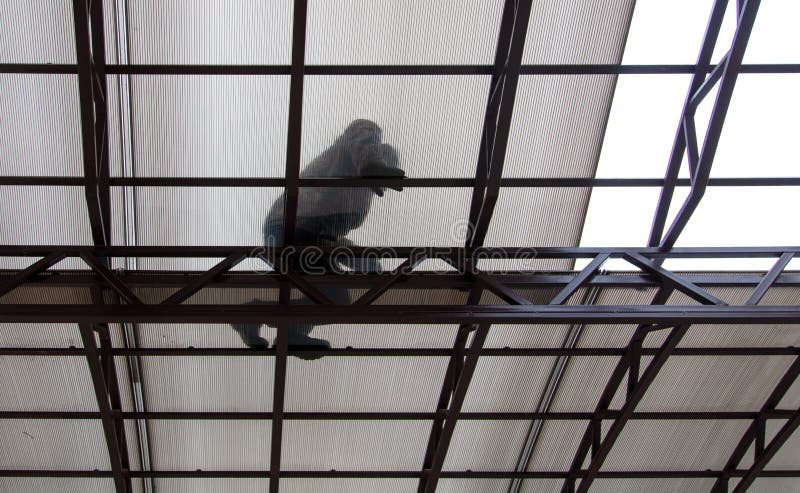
[305,0,503,64]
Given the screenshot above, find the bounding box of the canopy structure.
[1,1,799,492]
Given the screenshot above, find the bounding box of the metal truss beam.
[467,0,534,249]
[732,409,800,492]
[651,0,762,248]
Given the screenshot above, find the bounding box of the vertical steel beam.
[657,0,762,248]
[79,324,129,493]
[418,323,491,493]
[732,409,800,493]
[72,0,111,246]
[281,0,309,246]
[466,0,534,249]
[649,0,729,246]
[269,282,291,493]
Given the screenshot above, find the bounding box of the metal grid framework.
[1,1,799,492]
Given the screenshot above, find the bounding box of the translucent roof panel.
[586,479,715,493]
[0,419,110,470]
[503,75,617,178]
[0,186,91,245]
[522,1,634,63]
[744,0,800,63]
[710,74,800,178]
[284,356,447,412]
[443,420,530,470]
[305,0,504,64]
[622,0,735,64]
[0,479,114,493]
[108,75,290,177]
[0,75,82,176]
[525,420,590,471]
[102,0,293,64]
[134,356,275,412]
[0,1,75,63]
[301,76,490,178]
[594,75,691,179]
[282,420,428,470]
[282,479,417,493]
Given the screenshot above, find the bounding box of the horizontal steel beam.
[0,304,798,324]
[3,63,800,75]
[0,469,797,479]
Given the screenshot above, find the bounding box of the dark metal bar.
[659,0,762,248]
[79,252,143,305]
[78,325,129,493]
[573,325,690,493]
[2,468,799,479]
[1,303,799,324]
[549,254,609,305]
[1,346,798,358]
[475,271,531,305]
[269,282,291,492]
[649,0,729,246]
[2,245,799,258]
[8,175,800,188]
[732,409,800,492]
[160,252,247,305]
[465,0,518,247]
[2,409,798,421]
[467,0,534,249]
[281,0,308,245]
[689,56,728,109]
[353,252,427,305]
[6,62,800,75]
[72,0,110,245]
[623,252,727,305]
[419,324,491,493]
[710,357,800,492]
[0,252,66,299]
[746,253,795,305]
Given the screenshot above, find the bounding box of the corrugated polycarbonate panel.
[443,420,530,470]
[282,420,427,470]
[482,324,571,348]
[285,357,446,412]
[517,479,572,493]
[147,420,270,470]
[0,285,92,304]
[282,479,417,493]
[761,418,800,470]
[0,356,96,411]
[151,479,268,493]
[0,75,82,176]
[0,1,75,63]
[0,186,92,244]
[376,287,469,305]
[600,419,748,470]
[138,356,274,411]
[547,357,620,413]
[613,356,795,412]
[525,420,589,471]
[523,1,634,63]
[136,323,277,349]
[0,478,115,493]
[102,0,292,64]
[503,76,616,178]
[484,188,589,260]
[127,186,280,248]
[302,76,489,178]
[584,478,716,493]
[462,356,556,412]
[0,323,81,347]
[0,419,110,469]
[306,0,503,64]
[710,75,800,178]
[299,324,458,348]
[746,478,800,493]
[108,75,289,177]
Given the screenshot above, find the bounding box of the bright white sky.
[578,0,800,271]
